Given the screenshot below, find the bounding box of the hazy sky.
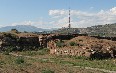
[0,0,116,28]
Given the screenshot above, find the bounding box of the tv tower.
[68,8,71,28]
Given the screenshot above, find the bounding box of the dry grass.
[0,51,109,73]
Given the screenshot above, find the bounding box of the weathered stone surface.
[48,35,116,59]
[0,32,40,51]
[0,31,116,59]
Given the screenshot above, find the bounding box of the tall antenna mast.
[68,7,71,28]
[68,0,71,28]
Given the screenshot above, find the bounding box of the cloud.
[49,7,116,28]
[1,7,116,29]
[11,20,48,28]
[10,19,56,29]
[12,21,33,26]
[110,7,116,14]
[0,25,3,27]
[49,9,68,16]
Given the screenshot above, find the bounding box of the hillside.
[50,23,116,37]
[51,28,80,34]
[85,23,116,37]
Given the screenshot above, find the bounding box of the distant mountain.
[0,25,53,32]
[1,23,115,37]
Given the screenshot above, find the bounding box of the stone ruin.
[0,31,116,59]
[47,35,116,59]
[0,32,40,51]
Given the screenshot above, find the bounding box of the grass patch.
[39,58,50,63]
[72,56,89,60]
[26,51,37,56]
[18,51,38,56]
[0,61,5,65]
[19,48,50,56]
[41,69,54,73]
[15,57,25,64]
[56,41,65,47]
[0,51,115,73]
[38,48,50,55]
[3,51,10,55]
[51,55,116,71]
[69,41,78,46]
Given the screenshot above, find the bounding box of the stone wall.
[48,40,57,54]
[0,33,40,51]
[53,47,92,57]
[48,35,116,59]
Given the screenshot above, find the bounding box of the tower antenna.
[68,7,71,28]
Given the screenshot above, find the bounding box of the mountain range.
[0,25,53,32]
[0,23,116,37]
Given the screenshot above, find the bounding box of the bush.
[4,46,16,52]
[15,57,25,64]
[56,41,65,47]
[41,69,54,73]
[3,51,10,55]
[69,41,78,46]
[0,61,5,65]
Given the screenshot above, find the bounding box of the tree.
[11,29,19,33]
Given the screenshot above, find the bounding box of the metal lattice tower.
[68,8,71,28]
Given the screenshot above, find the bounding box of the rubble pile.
[66,36,116,58]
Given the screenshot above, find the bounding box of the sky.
[0,0,116,28]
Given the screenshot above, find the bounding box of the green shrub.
[56,41,65,47]
[15,57,25,64]
[3,51,10,55]
[26,51,37,56]
[69,41,78,46]
[38,51,45,55]
[42,48,50,52]
[0,61,5,65]
[41,69,54,73]
[79,39,83,42]
[4,46,16,52]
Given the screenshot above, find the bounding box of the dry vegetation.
[66,36,116,47]
[0,49,116,73]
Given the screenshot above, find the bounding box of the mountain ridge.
[83,23,116,37]
[0,25,52,32]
